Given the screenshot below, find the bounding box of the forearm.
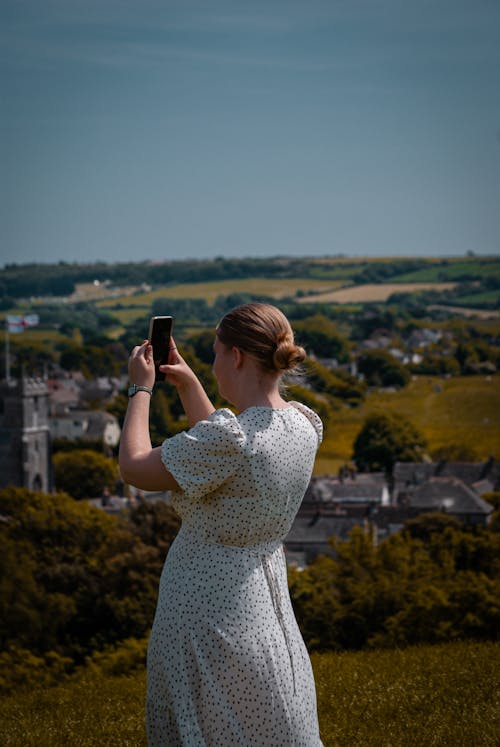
[119,391,180,491]
[119,391,153,478]
[177,376,216,427]
[119,392,151,468]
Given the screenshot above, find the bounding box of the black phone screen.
[148,316,173,382]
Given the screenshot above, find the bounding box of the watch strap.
[128,384,153,397]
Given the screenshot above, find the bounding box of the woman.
[119,303,324,746]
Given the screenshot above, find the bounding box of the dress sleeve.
[290,401,324,447]
[161,408,245,501]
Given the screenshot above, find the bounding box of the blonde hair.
[217,303,306,373]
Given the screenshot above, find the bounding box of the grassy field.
[315,374,500,473]
[1,640,497,746]
[450,289,500,307]
[389,258,500,283]
[313,640,499,746]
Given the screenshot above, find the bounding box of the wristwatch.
[128,384,153,397]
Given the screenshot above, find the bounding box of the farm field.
[1,640,497,746]
[97,277,344,307]
[389,258,500,283]
[315,373,500,473]
[299,282,456,304]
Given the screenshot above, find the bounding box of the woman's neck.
[230,372,286,413]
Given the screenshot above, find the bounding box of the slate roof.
[410,477,494,516]
[285,515,363,545]
[394,459,500,492]
[304,474,387,504]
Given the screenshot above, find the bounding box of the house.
[284,460,498,566]
[80,375,128,404]
[358,329,393,351]
[409,477,493,526]
[393,459,500,499]
[303,473,389,506]
[285,511,363,567]
[405,328,442,349]
[284,499,423,567]
[393,459,498,527]
[284,473,393,566]
[50,409,121,448]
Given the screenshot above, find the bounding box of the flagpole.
[4,314,38,381]
[5,323,10,382]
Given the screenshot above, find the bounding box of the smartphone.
[148,316,174,382]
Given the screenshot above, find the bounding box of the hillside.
[317,374,500,472]
[1,254,498,306]
[2,254,499,474]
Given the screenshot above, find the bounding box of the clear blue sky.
[1,0,499,266]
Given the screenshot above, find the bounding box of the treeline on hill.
[1,256,498,303]
[0,488,498,694]
[0,257,428,300]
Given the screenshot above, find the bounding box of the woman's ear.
[232,346,244,369]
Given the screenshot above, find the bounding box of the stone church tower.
[0,376,52,492]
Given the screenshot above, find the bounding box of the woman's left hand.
[128,340,155,389]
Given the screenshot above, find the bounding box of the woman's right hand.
[160,337,216,425]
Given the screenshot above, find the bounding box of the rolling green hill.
[317,374,500,473]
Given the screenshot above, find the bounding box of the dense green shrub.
[53,450,118,499]
[0,489,179,664]
[289,517,500,652]
[0,646,73,695]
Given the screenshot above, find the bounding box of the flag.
[6,314,39,333]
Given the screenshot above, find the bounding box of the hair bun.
[273,341,306,371]
[217,302,305,374]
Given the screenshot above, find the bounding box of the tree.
[293,315,350,361]
[0,488,180,665]
[403,512,462,543]
[289,519,500,652]
[353,412,427,474]
[186,329,216,365]
[303,359,365,405]
[53,449,118,499]
[357,350,410,389]
[412,354,460,377]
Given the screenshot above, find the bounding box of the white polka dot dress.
[147,402,324,746]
